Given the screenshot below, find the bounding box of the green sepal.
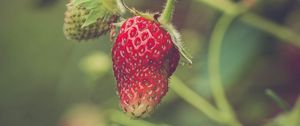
[162,24,193,65]
[156,0,192,64]
[82,6,105,27]
[70,0,121,28]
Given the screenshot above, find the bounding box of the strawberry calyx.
[121,0,192,65]
[70,0,123,28]
[158,0,193,65]
[162,23,193,65]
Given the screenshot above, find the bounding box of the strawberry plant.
[61,0,300,126]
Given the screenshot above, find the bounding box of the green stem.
[193,0,239,14]
[170,77,224,124]
[241,13,300,47]
[208,14,242,126]
[266,89,291,112]
[193,0,300,48]
[159,0,175,24]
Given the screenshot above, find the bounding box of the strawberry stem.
[194,0,300,49]
[170,77,224,124]
[208,14,242,126]
[266,89,291,112]
[159,0,175,24]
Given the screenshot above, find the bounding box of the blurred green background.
[0,0,300,126]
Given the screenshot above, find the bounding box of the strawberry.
[112,16,180,118]
[63,0,121,41]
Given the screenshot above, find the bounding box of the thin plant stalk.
[159,0,175,24]
[170,77,224,124]
[193,0,300,47]
[208,14,242,126]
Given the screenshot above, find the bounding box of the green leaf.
[191,20,266,97]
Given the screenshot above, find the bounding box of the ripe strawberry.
[63,1,118,41]
[112,16,180,118]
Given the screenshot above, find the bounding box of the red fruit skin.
[112,16,180,118]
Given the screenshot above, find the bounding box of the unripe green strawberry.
[63,0,121,41]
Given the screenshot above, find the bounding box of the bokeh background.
[0,0,300,126]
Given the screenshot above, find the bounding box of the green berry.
[63,3,118,41]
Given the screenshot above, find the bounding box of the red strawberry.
[112,16,180,118]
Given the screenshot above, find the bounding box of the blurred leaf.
[193,20,265,96]
[181,29,204,56]
[219,21,264,84]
